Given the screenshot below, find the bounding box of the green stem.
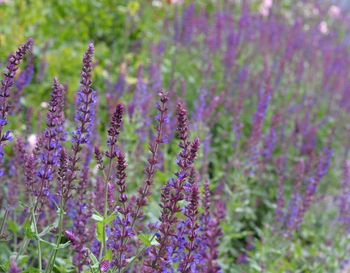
[16,237,29,261]
[45,198,65,273]
[16,184,45,261]
[0,208,9,236]
[31,206,42,272]
[100,156,113,259]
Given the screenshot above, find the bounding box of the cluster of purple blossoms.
[63,43,96,202]
[107,151,133,269]
[143,103,200,272]
[0,38,33,176]
[36,78,65,200]
[72,43,96,147]
[134,92,169,221]
[274,136,334,234]
[1,1,347,271]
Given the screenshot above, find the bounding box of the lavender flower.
[178,181,200,273]
[100,260,110,272]
[248,73,272,171]
[134,92,169,222]
[94,146,104,171]
[107,151,133,269]
[262,112,280,160]
[286,160,305,232]
[133,66,152,142]
[298,145,333,229]
[36,78,65,202]
[24,153,36,195]
[12,55,34,113]
[197,180,224,273]
[0,38,33,130]
[66,42,96,200]
[72,43,96,146]
[65,230,90,270]
[180,4,195,45]
[57,149,68,199]
[106,104,124,160]
[71,167,93,271]
[202,200,225,273]
[0,38,33,176]
[99,103,125,259]
[9,259,21,273]
[144,103,200,271]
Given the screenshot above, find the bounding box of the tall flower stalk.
[66,42,96,196]
[0,38,33,177]
[133,91,169,223]
[34,78,65,212]
[104,92,169,272]
[144,102,200,271]
[100,104,124,258]
[178,179,200,273]
[46,43,96,273]
[108,151,132,271]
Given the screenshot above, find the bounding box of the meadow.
[0,0,349,272]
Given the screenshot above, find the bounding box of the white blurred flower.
[329,5,341,18]
[40,101,48,108]
[319,21,329,35]
[312,7,319,16]
[93,164,99,175]
[169,0,183,4]
[260,0,273,17]
[28,134,37,151]
[152,0,162,7]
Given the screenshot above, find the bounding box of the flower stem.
[45,198,65,273]
[31,205,42,272]
[100,155,113,259]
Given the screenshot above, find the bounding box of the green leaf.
[22,267,40,273]
[23,219,35,239]
[96,222,104,242]
[92,213,104,222]
[139,234,151,247]
[56,241,71,249]
[105,212,117,224]
[7,220,19,234]
[38,238,70,249]
[103,249,113,261]
[18,255,29,267]
[89,250,100,271]
[138,233,159,247]
[0,264,7,272]
[38,217,59,237]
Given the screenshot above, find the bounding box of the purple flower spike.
[179,180,200,273]
[66,42,96,201]
[36,78,65,204]
[9,259,21,273]
[0,38,33,176]
[134,92,169,221]
[108,151,132,269]
[72,42,96,147]
[106,104,124,159]
[144,102,200,271]
[100,260,110,272]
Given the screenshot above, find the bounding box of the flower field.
[0,0,349,272]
